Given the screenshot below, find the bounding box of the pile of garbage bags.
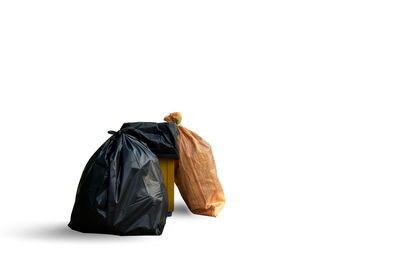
[68,112,225,236]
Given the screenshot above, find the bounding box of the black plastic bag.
[120,122,179,159]
[68,129,168,235]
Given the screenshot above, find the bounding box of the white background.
[1,1,399,266]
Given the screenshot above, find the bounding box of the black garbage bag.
[120,122,179,159]
[68,129,168,235]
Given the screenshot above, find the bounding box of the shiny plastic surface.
[120,122,179,159]
[68,132,168,235]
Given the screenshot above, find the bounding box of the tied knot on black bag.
[107,128,146,146]
[108,130,121,136]
[108,128,135,136]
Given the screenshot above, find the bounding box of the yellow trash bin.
[158,158,174,216]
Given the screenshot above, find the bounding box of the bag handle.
[107,128,149,148]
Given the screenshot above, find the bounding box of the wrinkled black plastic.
[120,122,179,159]
[68,132,168,235]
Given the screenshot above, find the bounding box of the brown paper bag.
[164,112,225,217]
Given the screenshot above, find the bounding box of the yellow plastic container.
[158,158,174,215]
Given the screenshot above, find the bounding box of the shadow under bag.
[68,130,168,235]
